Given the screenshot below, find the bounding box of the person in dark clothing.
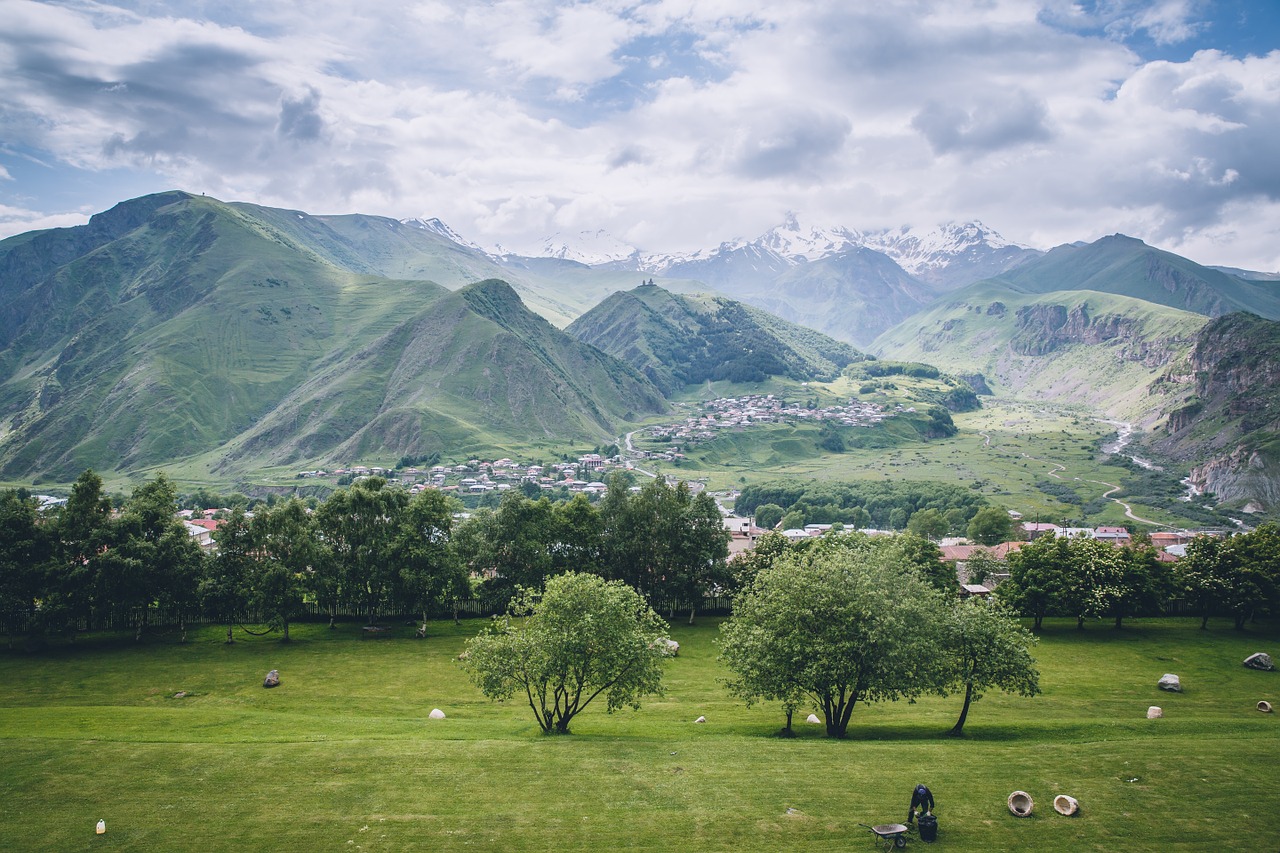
[907,784,934,824]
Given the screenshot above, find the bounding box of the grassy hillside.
[989,234,1280,319]
[2,618,1277,852]
[0,194,666,482]
[566,283,865,395]
[872,283,1207,424]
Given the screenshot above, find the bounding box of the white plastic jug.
[96,819,106,835]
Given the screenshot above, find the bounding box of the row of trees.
[0,470,730,645]
[997,526,1280,631]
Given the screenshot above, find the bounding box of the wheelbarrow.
[860,822,909,849]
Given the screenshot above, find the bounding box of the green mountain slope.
[0,193,665,481]
[872,281,1208,421]
[989,234,1280,319]
[565,283,865,395]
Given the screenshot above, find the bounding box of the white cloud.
[1,0,1278,270]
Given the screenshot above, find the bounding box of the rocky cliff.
[1153,313,1280,511]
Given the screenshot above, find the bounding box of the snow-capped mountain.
[411,211,1040,290]
[402,217,487,252]
[526,229,641,267]
[859,222,1040,287]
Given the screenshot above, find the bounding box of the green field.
[3,617,1278,851]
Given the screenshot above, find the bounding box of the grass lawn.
[2,617,1278,852]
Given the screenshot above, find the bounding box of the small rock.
[694,715,706,723]
[1147,706,1163,719]
[1157,673,1181,692]
[806,713,821,724]
[1244,652,1274,671]
[173,691,187,699]
[263,669,280,688]
[663,639,680,657]
[1258,700,1273,713]
[428,708,446,719]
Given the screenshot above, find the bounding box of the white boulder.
[428,708,446,720]
[1147,706,1163,719]
[806,713,822,724]
[1157,673,1182,692]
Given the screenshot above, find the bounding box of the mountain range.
[3,189,1280,511]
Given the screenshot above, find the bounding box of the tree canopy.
[461,572,669,734]
[719,538,948,738]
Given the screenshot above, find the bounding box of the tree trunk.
[328,604,336,629]
[949,681,974,737]
[688,604,696,626]
[1235,613,1247,630]
[282,618,290,643]
[1077,615,1085,630]
[1200,613,1210,629]
[783,707,794,736]
[225,621,234,644]
[1114,614,1123,629]
[1033,614,1043,631]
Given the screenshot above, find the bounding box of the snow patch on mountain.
[402,217,486,252]
[529,230,641,266]
[860,222,1027,276]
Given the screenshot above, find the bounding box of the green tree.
[941,599,1040,736]
[999,534,1072,630]
[1104,545,1172,629]
[252,499,325,642]
[719,543,947,738]
[780,510,806,531]
[202,509,256,644]
[551,494,603,576]
[907,508,949,540]
[1176,535,1231,629]
[754,503,785,531]
[393,489,465,638]
[0,490,52,644]
[49,470,114,633]
[110,474,203,641]
[967,506,1014,546]
[462,572,669,735]
[315,478,407,626]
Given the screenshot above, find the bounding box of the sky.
[1,0,1279,270]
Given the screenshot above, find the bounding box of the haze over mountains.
[2,189,1279,512]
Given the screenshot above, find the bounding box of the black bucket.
[918,813,938,843]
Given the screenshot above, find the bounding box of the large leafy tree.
[315,478,407,626]
[393,488,465,637]
[110,474,204,641]
[940,599,1040,736]
[252,499,324,642]
[202,508,256,644]
[720,541,948,738]
[967,506,1014,546]
[49,469,114,633]
[462,572,669,735]
[0,490,53,644]
[453,491,556,605]
[1176,535,1232,629]
[999,534,1072,630]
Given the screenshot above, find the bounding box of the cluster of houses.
[294,454,632,497]
[718,512,1218,597]
[641,394,893,451]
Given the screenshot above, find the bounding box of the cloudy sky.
[2,0,1279,270]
